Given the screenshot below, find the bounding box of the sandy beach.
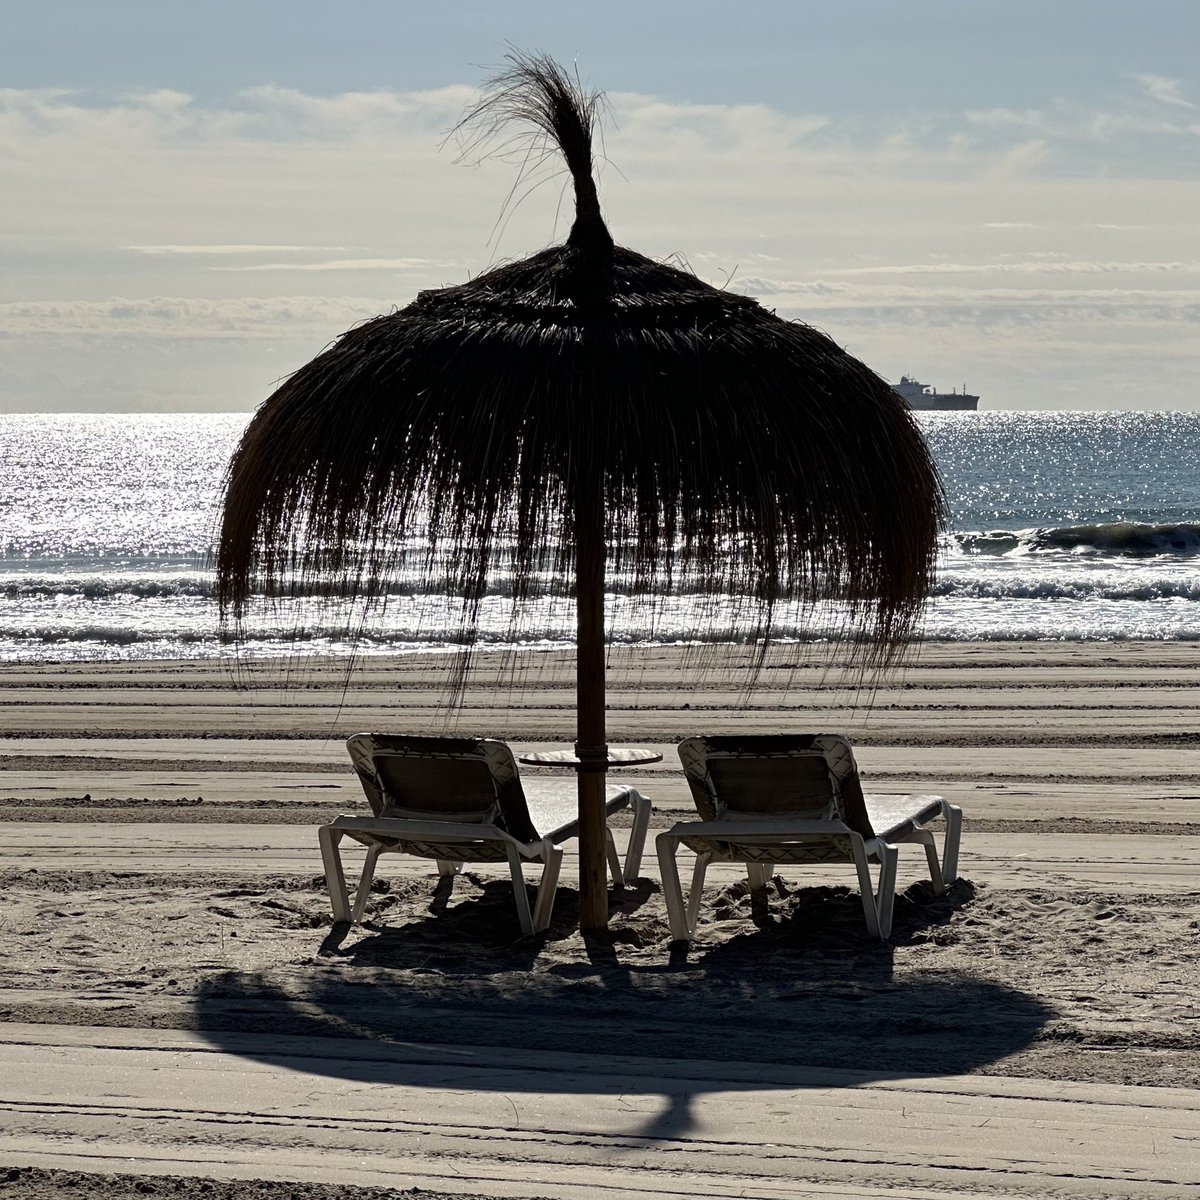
[1,640,1198,1198]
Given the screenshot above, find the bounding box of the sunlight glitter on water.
[2,411,1199,661]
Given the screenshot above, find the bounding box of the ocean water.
[0,411,1198,663]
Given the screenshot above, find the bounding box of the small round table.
[517,747,663,768]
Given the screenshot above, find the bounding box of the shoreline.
[5,628,1200,671]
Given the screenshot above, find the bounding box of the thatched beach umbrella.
[217,53,944,931]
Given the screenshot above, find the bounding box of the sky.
[2,1,1198,412]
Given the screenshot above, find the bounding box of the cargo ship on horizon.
[892,375,979,411]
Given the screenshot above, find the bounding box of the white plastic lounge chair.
[319,734,652,935]
[656,734,962,941]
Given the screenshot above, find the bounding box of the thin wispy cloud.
[210,257,451,273]
[824,261,1200,277]
[127,244,352,255]
[1135,74,1197,110]
[738,274,1200,305]
[965,107,1045,129]
[0,295,381,337]
[967,94,1200,144]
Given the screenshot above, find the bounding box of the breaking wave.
[933,576,1200,602]
[0,576,215,600]
[956,521,1200,558]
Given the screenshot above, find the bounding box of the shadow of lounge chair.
[656,734,962,941]
[319,734,652,936]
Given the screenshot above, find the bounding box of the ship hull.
[904,394,979,411]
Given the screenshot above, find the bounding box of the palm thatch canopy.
[218,54,941,650]
[216,52,944,930]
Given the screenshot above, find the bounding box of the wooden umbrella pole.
[574,468,609,931]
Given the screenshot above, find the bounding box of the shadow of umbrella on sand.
[216,52,945,930]
[193,879,1053,1141]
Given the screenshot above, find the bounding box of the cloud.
[1135,74,1197,110]
[991,139,1049,175]
[608,94,830,150]
[738,274,1200,307]
[964,107,1045,129]
[0,295,386,338]
[127,244,352,255]
[966,94,1200,144]
[1,82,1197,409]
[237,82,474,137]
[820,260,1200,277]
[209,257,452,272]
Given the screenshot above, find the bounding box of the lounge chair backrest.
[345,734,540,843]
[677,734,875,839]
[372,753,498,823]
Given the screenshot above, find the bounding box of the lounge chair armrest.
[534,783,642,844]
[861,792,949,840]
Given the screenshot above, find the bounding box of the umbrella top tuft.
[454,49,613,255]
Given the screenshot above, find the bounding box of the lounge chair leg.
[656,833,691,942]
[532,844,563,932]
[318,824,351,923]
[436,859,464,877]
[746,862,773,892]
[623,789,651,882]
[909,825,947,895]
[605,826,623,887]
[685,852,711,935]
[850,836,882,938]
[941,802,963,883]
[504,844,535,937]
[351,843,383,924]
[873,843,899,940]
